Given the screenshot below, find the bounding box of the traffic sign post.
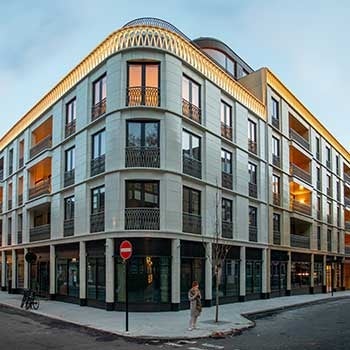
[120,240,132,332]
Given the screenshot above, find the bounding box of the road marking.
[188,347,206,350]
[165,342,183,347]
[202,343,224,349]
[178,340,197,344]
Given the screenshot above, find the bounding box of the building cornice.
[0,24,265,152]
[266,68,350,161]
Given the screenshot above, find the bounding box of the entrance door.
[33,261,50,297]
[180,258,204,302]
[326,264,332,292]
[271,261,287,295]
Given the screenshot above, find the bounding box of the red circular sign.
[120,240,133,260]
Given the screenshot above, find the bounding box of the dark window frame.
[65,98,77,124]
[183,186,201,215]
[91,129,105,159]
[221,100,232,128]
[64,147,75,172]
[271,97,279,120]
[182,129,201,161]
[126,120,160,148]
[125,180,160,208]
[92,74,107,106]
[222,198,233,223]
[182,75,201,108]
[221,149,232,174]
[64,196,75,220]
[91,186,105,214]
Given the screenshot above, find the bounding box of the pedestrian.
[188,281,202,330]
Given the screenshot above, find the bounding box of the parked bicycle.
[20,289,40,310]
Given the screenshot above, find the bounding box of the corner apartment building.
[0,18,349,312]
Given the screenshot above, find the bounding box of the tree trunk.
[215,269,219,322]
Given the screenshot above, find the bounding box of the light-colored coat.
[188,288,201,317]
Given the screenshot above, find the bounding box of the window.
[92,74,106,119]
[336,181,341,201]
[337,206,341,227]
[248,162,257,198]
[91,186,105,214]
[315,137,320,160]
[64,196,75,221]
[126,181,159,208]
[126,121,159,148]
[127,63,160,106]
[326,174,331,196]
[249,206,257,241]
[317,226,321,250]
[183,187,201,234]
[221,149,232,174]
[0,157,4,180]
[272,137,280,167]
[336,155,340,175]
[8,149,13,175]
[326,146,331,168]
[65,147,75,172]
[271,98,279,128]
[222,198,233,238]
[337,231,340,253]
[91,130,105,176]
[316,167,321,190]
[18,140,24,167]
[221,101,232,139]
[317,196,321,219]
[273,213,281,244]
[272,174,280,205]
[182,130,201,178]
[248,119,257,153]
[327,201,332,223]
[8,217,12,245]
[66,98,76,124]
[182,75,201,122]
[327,229,332,251]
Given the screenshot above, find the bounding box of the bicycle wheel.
[32,299,40,310]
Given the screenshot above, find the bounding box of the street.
[0,299,349,349]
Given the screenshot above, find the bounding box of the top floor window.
[271,98,279,128]
[8,149,13,175]
[127,63,160,107]
[248,119,257,154]
[182,75,201,123]
[326,146,331,168]
[0,157,3,181]
[335,155,340,175]
[221,101,232,140]
[315,137,320,160]
[92,74,106,120]
[65,98,76,137]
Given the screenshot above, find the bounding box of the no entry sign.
[120,240,133,260]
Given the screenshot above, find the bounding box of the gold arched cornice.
[0,25,265,151]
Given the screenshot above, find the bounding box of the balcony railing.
[316,181,321,190]
[272,154,280,168]
[290,163,311,184]
[289,128,310,150]
[222,172,233,190]
[345,221,350,231]
[327,240,332,252]
[125,147,160,168]
[291,200,311,216]
[272,117,280,129]
[317,210,321,220]
[183,156,202,179]
[290,234,310,249]
[8,199,12,210]
[90,212,105,233]
[327,215,332,224]
[273,193,280,206]
[7,233,11,246]
[273,230,281,245]
[91,98,106,121]
[221,123,232,140]
[182,98,201,123]
[17,230,22,244]
[126,86,160,107]
[19,157,24,168]
[222,221,233,238]
[91,155,105,176]
[345,246,350,256]
[344,173,350,185]
[249,182,258,198]
[64,169,75,187]
[64,219,74,237]
[65,120,76,138]
[248,139,257,154]
[345,196,350,207]
[30,224,50,242]
[183,213,201,234]
[249,225,258,242]
[0,169,3,181]
[29,178,51,199]
[8,165,13,175]
[125,208,160,230]
[30,135,52,158]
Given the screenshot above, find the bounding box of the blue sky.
[1,0,349,148]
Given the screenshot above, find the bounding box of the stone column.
[11,249,16,291]
[322,255,327,293]
[286,251,291,296]
[1,251,5,291]
[171,239,180,310]
[205,242,212,306]
[261,248,269,298]
[49,245,56,299]
[105,238,114,311]
[24,248,29,289]
[310,254,314,294]
[79,241,87,306]
[239,246,246,302]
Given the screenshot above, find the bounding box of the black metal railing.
[91,155,105,176]
[183,156,202,179]
[289,128,310,150]
[90,212,105,233]
[291,200,311,216]
[19,157,24,168]
[0,169,3,181]
[126,86,160,107]
[290,234,310,249]
[183,213,201,234]
[91,98,106,121]
[327,240,332,252]
[221,122,232,140]
[17,231,22,244]
[64,169,75,187]
[64,219,74,237]
[125,147,160,168]
[273,193,280,206]
[29,178,51,199]
[249,225,258,242]
[290,163,311,184]
[272,117,280,129]
[248,139,257,154]
[30,224,50,242]
[18,194,23,206]
[222,221,233,238]
[273,231,281,245]
[222,172,233,190]
[327,215,332,224]
[125,208,160,230]
[65,119,76,138]
[182,98,201,123]
[30,135,52,158]
[249,182,258,198]
[272,154,280,168]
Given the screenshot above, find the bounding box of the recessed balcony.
[126,86,160,107]
[183,212,201,234]
[30,118,53,159]
[29,178,51,200]
[30,135,52,159]
[289,129,310,150]
[125,208,160,230]
[30,224,50,242]
[125,147,160,168]
[289,114,310,150]
[182,98,201,123]
[290,163,311,184]
[291,199,311,216]
[290,234,310,249]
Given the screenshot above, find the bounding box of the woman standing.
[188,281,202,330]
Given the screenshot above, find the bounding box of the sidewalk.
[0,291,349,339]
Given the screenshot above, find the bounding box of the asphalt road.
[1,298,350,350]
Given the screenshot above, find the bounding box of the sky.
[1,0,350,149]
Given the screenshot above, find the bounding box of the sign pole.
[125,258,129,332]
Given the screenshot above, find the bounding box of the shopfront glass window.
[246,260,262,294]
[180,258,205,302]
[291,262,310,288]
[87,257,105,302]
[213,259,239,298]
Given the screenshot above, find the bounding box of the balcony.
[19,157,24,169]
[249,225,258,242]
[183,156,201,179]
[63,219,74,237]
[182,98,201,123]
[249,182,257,198]
[90,212,105,233]
[64,169,75,187]
[345,222,350,231]
[29,178,51,200]
[125,147,160,168]
[290,234,310,249]
[30,224,50,242]
[272,154,280,168]
[30,135,52,159]
[183,213,201,234]
[248,139,257,154]
[221,123,232,140]
[91,98,106,121]
[289,128,310,150]
[222,221,233,238]
[344,173,350,185]
[222,172,233,190]
[17,231,22,244]
[291,200,311,216]
[345,246,350,256]
[272,117,280,129]
[273,230,281,245]
[290,163,311,184]
[65,120,76,138]
[90,155,105,177]
[126,86,160,107]
[125,208,160,230]
[8,200,12,211]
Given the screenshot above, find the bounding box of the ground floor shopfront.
[0,239,346,311]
